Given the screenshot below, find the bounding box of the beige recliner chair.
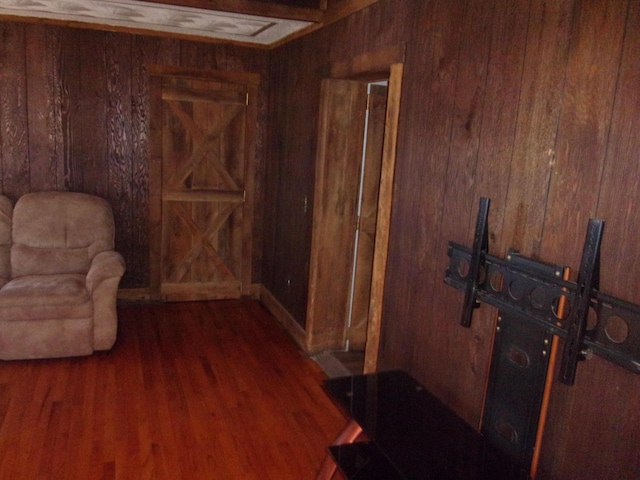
[0,191,125,360]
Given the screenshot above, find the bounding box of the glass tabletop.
[324,370,523,480]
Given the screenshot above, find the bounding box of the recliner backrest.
[11,191,115,278]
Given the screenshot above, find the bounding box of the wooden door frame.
[362,62,402,373]
[306,45,405,373]
[148,65,260,301]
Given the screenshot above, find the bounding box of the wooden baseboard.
[118,283,262,304]
[257,284,308,353]
[117,288,155,303]
[246,283,261,299]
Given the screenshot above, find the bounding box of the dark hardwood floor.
[0,300,348,479]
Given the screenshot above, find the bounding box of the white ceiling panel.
[0,0,314,45]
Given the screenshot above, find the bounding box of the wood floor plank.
[0,300,347,479]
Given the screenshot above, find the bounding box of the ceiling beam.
[266,0,382,47]
[136,0,323,22]
[323,0,381,24]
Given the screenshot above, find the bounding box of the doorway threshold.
[312,350,365,378]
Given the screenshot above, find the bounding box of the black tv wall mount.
[444,197,640,385]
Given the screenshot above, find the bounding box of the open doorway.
[306,62,403,376]
[337,81,389,373]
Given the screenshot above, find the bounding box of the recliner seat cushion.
[0,274,92,321]
[0,317,93,360]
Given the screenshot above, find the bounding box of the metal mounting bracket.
[445,198,640,385]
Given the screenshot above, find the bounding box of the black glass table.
[322,370,525,480]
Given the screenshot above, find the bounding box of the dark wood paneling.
[0,22,268,289]
[500,0,575,257]
[105,32,135,283]
[597,3,640,301]
[266,0,640,477]
[470,0,530,250]
[537,1,640,478]
[536,1,632,478]
[0,24,30,200]
[25,25,65,192]
[129,36,158,288]
[373,0,441,373]
[67,29,111,197]
[413,0,495,426]
[540,0,626,267]
[264,33,328,327]
[379,0,468,408]
[462,0,533,427]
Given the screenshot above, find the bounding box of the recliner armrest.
[86,251,126,293]
[86,250,125,351]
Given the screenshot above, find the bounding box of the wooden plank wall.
[0,22,269,289]
[265,0,640,477]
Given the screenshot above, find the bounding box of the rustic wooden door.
[158,75,254,301]
[306,78,368,352]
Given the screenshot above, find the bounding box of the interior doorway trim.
[363,61,403,373]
